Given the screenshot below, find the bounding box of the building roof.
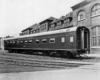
[22,23,39,32]
[66,12,73,17]
[71,0,95,11]
[31,24,40,31]
[51,19,58,24]
[56,16,65,22]
[39,17,56,24]
[63,12,73,20]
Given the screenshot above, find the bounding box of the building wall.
[72,0,100,53]
[62,17,73,28]
[22,30,30,35]
[49,23,56,31]
[55,20,63,30]
[40,22,48,32]
[31,29,40,34]
[49,14,73,31]
[39,20,54,32]
[31,24,40,34]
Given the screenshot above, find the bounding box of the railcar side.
[4,26,90,58]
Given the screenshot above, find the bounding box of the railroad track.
[0,51,66,61]
[0,50,99,73]
[0,51,100,62]
[0,56,89,69]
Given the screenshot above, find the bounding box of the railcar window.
[29,40,32,43]
[36,39,39,43]
[4,41,7,45]
[13,41,15,43]
[7,41,9,44]
[25,40,28,43]
[17,41,20,44]
[42,39,47,43]
[10,41,12,43]
[61,37,65,43]
[20,41,23,43]
[50,38,55,43]
[70,36,74,42]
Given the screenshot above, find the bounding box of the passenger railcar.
[4,26,90,58]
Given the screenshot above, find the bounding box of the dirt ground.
[0,50,94,73]
[0,50,100,80]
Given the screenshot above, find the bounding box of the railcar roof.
[4,26,78,40]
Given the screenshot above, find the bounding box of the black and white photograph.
[0,0,100,80]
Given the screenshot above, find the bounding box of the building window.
[57,21,62,27]
[92,26,100,47]
[77,10,85,21]
[91,3,100,17]
[31,30,33,34]
[50,24,55,30]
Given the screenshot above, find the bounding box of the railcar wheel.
[49,52,54,57]
[42,51,47,56]
[60,51,72,58]
[59,52,64,58]
[56,52,60,57]
[45,51,51,56]
[8,50,12,53]
[49,51,60,57]
[65,52,72,58]
[17,50,21,53]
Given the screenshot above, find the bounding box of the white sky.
[0,0,83,37]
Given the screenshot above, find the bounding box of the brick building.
[20,23,40,35]
[49,19,58,31]
[62,12,73,28]
[72,0,100,53]
[31,24,40,34]
[55,16,65,30]
[39,17,55,32]
[49,12,73,31]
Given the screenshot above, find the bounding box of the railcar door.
[77,26,90,53]
[84,29,89,49]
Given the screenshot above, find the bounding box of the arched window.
[91,3,100,17]
[92,26,100,47]
[77,10,85,21]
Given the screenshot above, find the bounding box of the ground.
[0,50,100,80]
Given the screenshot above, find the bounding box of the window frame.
[49,38,55,43]
[35,39,39,43]
[91,3,100,17]
[29,39,33,43]
[25,40,28,43]
[61,37,65,43]
[77,10,86,21]
[91,26,100,47]
[42,39,47,43]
